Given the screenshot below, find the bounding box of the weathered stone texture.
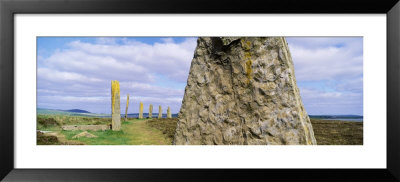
[173,37,316,145]
[149,104,153,118]
[125,94,130,121]
[167,106,172,118]
[111,80,121,131]
[158,105,162,119]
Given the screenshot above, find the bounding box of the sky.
[37,37,363,115]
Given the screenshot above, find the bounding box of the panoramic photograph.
[36,37,363,145]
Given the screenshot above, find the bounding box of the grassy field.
[311,119,363,145]
[37,115,363,145]
[37,115,171,145]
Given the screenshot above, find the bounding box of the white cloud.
[95,37,119,45]
[289,42,363,81]
[37,37,362,115]
[161,38,174,43]
[37,37,196,113]
[38,67,102,83]
[288,37,363,115]
[299,87,363,115]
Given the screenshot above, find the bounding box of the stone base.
[112,114,121,131]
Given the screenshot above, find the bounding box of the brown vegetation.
[146,118,178,143]
[145,118,363,145]
[37,131,60,145]
[37,117,59,127]
[310,119,363,145]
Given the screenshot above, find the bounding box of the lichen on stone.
[174,37,317,145]
[111,80,120,114]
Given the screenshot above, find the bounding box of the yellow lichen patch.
[126,94,130,107]
[241,39,252,51]
[242,39,253,83]
[246,41,251,50]
[244,52,251,59]
[246,59,253,80]
[111,80,120,114]
[139,102,144,119]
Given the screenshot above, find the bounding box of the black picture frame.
[1,0,399,181]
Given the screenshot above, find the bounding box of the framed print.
[1,0,400,181]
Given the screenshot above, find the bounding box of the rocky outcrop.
[173,37,316,145]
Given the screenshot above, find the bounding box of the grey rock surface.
[167,106,172,118]
[125,94,129,121]
[173,37,316,145]
[149,104,153,118]
[158,105,162,119]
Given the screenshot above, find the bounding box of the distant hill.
[309,115,363,119]
[63,109,90,113]
[37,108,178,118]
[37,108,108,117]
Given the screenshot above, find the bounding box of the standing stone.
[167,106,172,118]
[111,80,121,131]
[149,104,153,118]
[173,37,317,145]
[139,102,144,119]
[124,94,129,121]
[158,105,162,119]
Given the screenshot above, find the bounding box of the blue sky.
[37,37,363,115]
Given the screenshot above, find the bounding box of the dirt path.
[123,119,172,145]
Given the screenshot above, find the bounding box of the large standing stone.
[173,37,317,145]
[111,80,121,131]
[149,104,153,118]
[125,94,129,121]
[167,106,172,118]
[139,102,144,119]
[158,105,162,119]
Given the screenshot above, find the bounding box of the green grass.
[37,114,111,131]
[38,115,171,145]
[61,129,129,145]
[60,119,171,145]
